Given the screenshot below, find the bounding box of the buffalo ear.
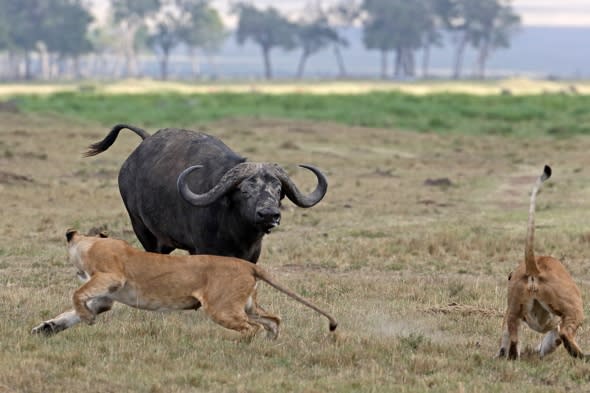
[98,231,109,238]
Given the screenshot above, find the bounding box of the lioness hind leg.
[242,289,280,339]
[32,297,114,336]
[497,313,520,360]
[209,309,261,337]
[560,317,584,359]
[197,296,261,337]
[247,312,281,339]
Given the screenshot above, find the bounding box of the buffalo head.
[177,163,328,234]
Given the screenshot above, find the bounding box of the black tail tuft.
[84,124,149,157]
[543,165,552,180]
[329,322,338,331]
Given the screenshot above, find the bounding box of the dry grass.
[0,77,590,97]
[2,111,590,392]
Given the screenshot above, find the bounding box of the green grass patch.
[14,91,590,137]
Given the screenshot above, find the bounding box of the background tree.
[3,0,50,79]
[177,0,226,77]
[362,0,431,79]
[421,0,444,78]
[111,0,161,77]
[361,0,396,79]
[147,11,184,80]
[468,0,520,78]
[43,0,94,79]
[435,0,483,79]
[233,3,296,79]
[294,17,341,79]
[320,0,358,78]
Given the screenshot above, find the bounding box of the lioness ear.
[65,229,78,242]
[98,231,109,238]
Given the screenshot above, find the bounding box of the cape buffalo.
[84,124,328,263]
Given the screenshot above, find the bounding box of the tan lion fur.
[32,231,337,338]
[497,165,584,360]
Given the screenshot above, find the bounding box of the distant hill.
[178,26,589,80]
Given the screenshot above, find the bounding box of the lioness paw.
[31,321,61,336]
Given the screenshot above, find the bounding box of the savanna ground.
[2,82,590,392]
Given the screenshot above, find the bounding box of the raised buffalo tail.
[84,124,150,157]
[253,266,338,331]
[525,165,552,277]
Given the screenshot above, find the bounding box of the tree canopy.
[234,3,297,79]
[0,0,522,80]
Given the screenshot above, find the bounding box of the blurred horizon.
[89,0,590,27]
[1,1,588,82]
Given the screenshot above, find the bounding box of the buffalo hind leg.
[32,297,114,336]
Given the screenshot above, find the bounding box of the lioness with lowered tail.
[32,230,337,338]
[497,165,585,360]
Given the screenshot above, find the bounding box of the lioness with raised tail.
[497,165,584,360]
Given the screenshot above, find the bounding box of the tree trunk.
[262,46,272,80]
[422,44,431,79]
[333,44,346,78]
[477,38,490,79]
[403,49,415,77]
[24,51,33,80]
[393,48,402,79]
[121,21,139,77]
[296,50,308,79]
[452,31,468,79]
[160,51,169,80]
[73,56,81,79]
[380,49,388,79]
[188,47,200,78]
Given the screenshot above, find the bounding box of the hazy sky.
[91,1,590,27]
[210,0,590,27]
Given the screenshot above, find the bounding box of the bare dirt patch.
[0,171,34,185]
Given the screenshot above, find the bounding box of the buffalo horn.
[274,164,328,208]
[177,163,258,206]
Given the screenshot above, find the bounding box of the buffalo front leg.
[31,297,114,336]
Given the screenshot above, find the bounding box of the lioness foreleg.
[32,297,114,336]
[73,273,124,324]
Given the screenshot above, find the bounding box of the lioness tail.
[253,267,338,331]
[525,165,552,276]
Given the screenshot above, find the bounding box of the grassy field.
[14,90,590,137]
[2,89,590,392]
